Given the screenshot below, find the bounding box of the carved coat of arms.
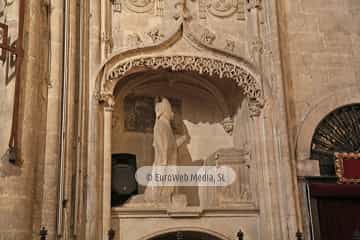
[124,0,154,13]
[208,0,239,17]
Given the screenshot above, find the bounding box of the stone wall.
[282,0,360,144]
[0,0,357,239]
[279,0,360,238]
[0,0,49,239]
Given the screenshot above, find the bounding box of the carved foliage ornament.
[247,0,262,11]
[147,28,164,43]
[105,56,264,113]
[225,39,235,51]
[201,28,216,45]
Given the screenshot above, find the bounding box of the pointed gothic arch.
[96,54,265,117]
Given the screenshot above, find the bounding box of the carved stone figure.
[143,97,187,204]
[124,97,187,206]
[222,117,234,135]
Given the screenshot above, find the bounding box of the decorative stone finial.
[108,228,115,240]
[296,231,303,240]
[222,117,234,135]
[237,229,244,240]
[39,226,48,240]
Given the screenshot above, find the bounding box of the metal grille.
[310,104,360,175]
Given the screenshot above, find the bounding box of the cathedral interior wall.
[282,0,360,143]
[0,0,358,239]
[279,1,360,238]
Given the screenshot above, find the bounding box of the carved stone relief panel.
[123,95,183,134]
[110,0,181,51]
[199,0,246,21]
[109,0,255,57]
[124,0,155,13]
[199,148,255,207]
[112,0,165,15]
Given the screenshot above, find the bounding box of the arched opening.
[110,69,252,206]
[310,103,360,175]
[96,54,265,239]
[147,230,225,240]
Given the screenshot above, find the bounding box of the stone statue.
[124,97,188,207]
[144,97,187,204]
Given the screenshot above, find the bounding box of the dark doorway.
[307,180,360,240]
[148,231,224,240]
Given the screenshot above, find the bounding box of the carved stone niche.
[199,148,254,208]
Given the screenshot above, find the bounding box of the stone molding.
[134,226,233,240]
[296,86,360,161]
[296,159,320,177]
[101,55,264,116]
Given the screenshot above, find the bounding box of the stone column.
[247,0,263,73]
[248,111,278,239]
[102,96,114,240]
[0,0,48,239]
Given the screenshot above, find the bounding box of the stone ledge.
[297,159,320,177]
[112,206,259,219]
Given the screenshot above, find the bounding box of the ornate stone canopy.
[97,55,264,116]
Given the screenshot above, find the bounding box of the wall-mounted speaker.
[111,153,138,207]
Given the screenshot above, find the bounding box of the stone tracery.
[102,55,264,116]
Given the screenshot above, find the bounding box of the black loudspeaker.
[111,153,138,207]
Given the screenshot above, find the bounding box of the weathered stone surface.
[0,0,358,240]
[288,33,325,53]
